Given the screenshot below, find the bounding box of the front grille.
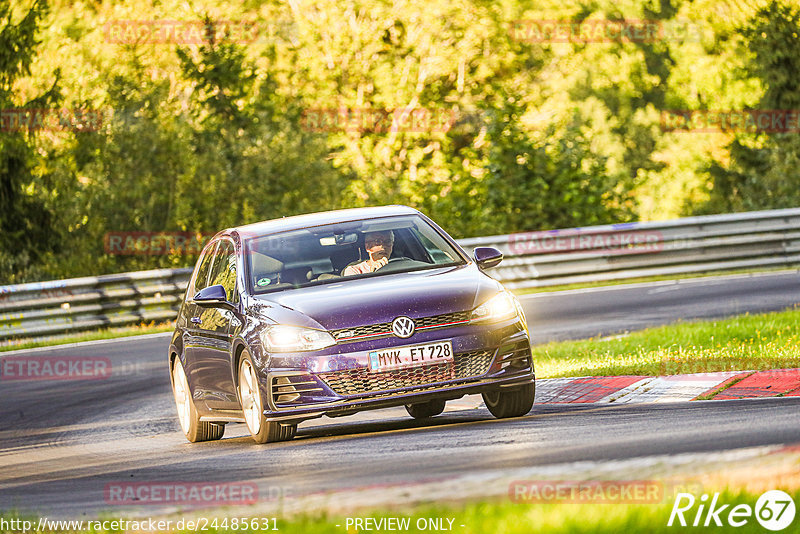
[416,310,471,328]
[331,310,472,342]
[454,349,495,376]
[317,350,494,396]
[332,321,392,341]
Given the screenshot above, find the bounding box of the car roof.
[227,205,421,239]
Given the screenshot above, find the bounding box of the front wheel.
[172,357,225,442]
[237,351,296,444]
[482,382,535,419]
[405,399,446,419]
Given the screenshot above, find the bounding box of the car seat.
[251,252,284,289]
[281,266,313,285]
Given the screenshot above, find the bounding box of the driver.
[343,230,394,275]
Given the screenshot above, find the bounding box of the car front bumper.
[258,319,534,423]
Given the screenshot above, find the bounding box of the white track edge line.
[518,269,800,299]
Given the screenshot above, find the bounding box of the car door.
[192,238,241,411]
[182,241,218,404]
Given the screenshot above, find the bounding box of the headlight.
[262,325,336,353]
[471,291,520,323]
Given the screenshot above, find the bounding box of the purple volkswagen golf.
[169,206,535,443]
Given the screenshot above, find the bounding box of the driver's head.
[364,230,394,261]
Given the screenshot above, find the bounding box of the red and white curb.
[535,368,800,404]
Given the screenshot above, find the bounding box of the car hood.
[250,264,502,331]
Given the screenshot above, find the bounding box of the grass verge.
[3,489,794,533]
[272,492,792,534]
[0,323,174,353]
[533,307,800,378]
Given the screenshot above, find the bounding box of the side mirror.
[193,284,235,310]
[473,247,503,270]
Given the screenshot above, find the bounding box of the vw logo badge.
[392,316,415,338]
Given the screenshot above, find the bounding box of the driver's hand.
[343,256,390,276]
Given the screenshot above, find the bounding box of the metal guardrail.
[461,207,800,290]
[2,208,799,341]
[0,269,192,341]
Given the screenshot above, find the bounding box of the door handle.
[190,317,202,324]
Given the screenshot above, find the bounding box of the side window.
[192,242,218,295]
[208,240,238,303]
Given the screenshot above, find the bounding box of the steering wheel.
[375,257,431,273]
[376,257,407,269]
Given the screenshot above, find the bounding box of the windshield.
[245,215,466,294]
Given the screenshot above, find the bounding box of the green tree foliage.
[0,0,61,283]
[428,98,633,237]
[41,14,349,277]
[174,30,347,232]
[0,0,796,282]
[695,0,800,214]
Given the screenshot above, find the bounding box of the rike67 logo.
[668,490,796,531]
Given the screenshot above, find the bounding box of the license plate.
[368,340,454,372]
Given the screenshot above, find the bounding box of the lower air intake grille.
[318,350,494,397]
[269,375,324,405]
[496,341,532,370]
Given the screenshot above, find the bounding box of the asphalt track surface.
[2,271,800,519]
[524,270,800,343]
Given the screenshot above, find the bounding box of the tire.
[482,382,535,419]
[172,357,225,442]
[237,351,296,444]
[405,399,446,419]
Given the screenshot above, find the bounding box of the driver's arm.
[343,257,388,276]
